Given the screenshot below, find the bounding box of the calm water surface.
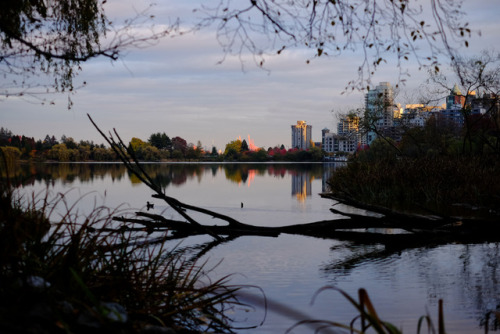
[16,162,500,333]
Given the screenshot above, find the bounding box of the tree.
[61,136,77,150]
[129,137,147,152]
[241,139,249,152]
[0,128,13,145]
[185,144,200,160]
[252,148,268,162]
[223,139,242,159]
[171,137,187,155]
[309,146,324,161]
[1,1,176,107]
[195,140,203,158]
[428,51,500,155]
[47,143,70,161]
[148,132,172,151]
[199,0,473,89]
[141,146,161,161]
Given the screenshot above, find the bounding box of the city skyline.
[2,0,499,150]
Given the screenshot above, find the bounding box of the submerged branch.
[88,115,500,252]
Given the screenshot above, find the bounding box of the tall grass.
[328,156,500,217]
[286,287,450,334]
[0,181,241,333]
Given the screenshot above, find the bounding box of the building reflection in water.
[290,163,345,202]
[321,162,341,193]
[291,172,312,202]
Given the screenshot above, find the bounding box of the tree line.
[0,128,324,163]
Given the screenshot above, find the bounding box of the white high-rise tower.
[291,120,312,149]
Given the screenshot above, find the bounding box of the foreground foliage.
[0,180,240,333]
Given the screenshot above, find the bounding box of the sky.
[1,0,499,151]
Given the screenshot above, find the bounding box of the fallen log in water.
[112,204,500,246]
[321,193,500,238]
[90,115,500,248]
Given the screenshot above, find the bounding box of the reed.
[0,182,241,333]
[328,155,500,217]
[288,287,446,334]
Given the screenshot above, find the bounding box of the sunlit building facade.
[291,120,312,149]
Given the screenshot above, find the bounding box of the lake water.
[15,162,500,333]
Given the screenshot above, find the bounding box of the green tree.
[61,136,77,150]
[171,150,183,160]
[0,128,13,146]
[195,141,203,158]
[92,147,115,161]
[309,146,324,161]
[241,139,249,152]
[141,146,161,161]
[78,145,91,161]
[252,148,268,162]
[223,139,242,160]
[224,139,242,155]
[148,132,172,151]
[0,146,22,173]
[357,138,398,163]
[185,145,197,160]
[47,143,70,161]
[129,137,147,151]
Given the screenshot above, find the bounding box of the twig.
[88,114,225,241]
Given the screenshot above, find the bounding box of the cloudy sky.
[2,0,499,150]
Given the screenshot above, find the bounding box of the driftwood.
[89,114,500,255]
[112,202,500,247]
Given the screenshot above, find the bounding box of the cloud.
[2,0,499,150]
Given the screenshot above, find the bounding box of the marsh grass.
[328,156,500,218]
[0,181,241,333]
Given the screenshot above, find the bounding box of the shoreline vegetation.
[0,178,242,333]
[328,155,500,221]
[2,109,500,332]
[0,128,324,164]
[2,158,500,334]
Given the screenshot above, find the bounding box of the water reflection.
[291,172,312,202]
[15,162,336,202]
[10,162,500,332]
[320,239,500,332]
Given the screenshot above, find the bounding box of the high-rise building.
[439,84,467,128]
[322,128,337,153]
[291,120,312,149]
[365,82,395,128]
[364,82,397,144]
[446,84,466,110]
